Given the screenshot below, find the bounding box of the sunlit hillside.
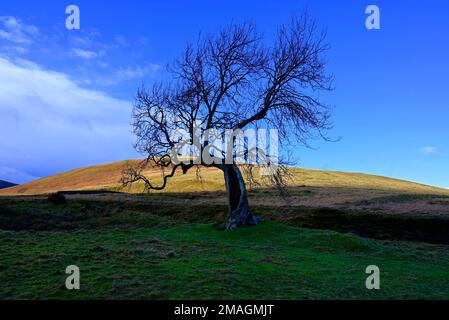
[0,159,447,196]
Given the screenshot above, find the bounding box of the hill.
[0,180,17,190]
[0,159,446,197]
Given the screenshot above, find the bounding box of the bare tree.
[122,13,333,230]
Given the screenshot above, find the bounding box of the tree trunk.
[223,164,263,230]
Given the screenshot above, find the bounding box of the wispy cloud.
[72,62,161,86]
[0,16,39,44]
[0,16,161,87]
[106,64,162,85]
[420,146,438,155]
[0,45,28,55]
[0,56,137,183]
[72,48,104,59]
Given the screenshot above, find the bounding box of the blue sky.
[0,0,448,188]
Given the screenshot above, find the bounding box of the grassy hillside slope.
[0,159,447,196]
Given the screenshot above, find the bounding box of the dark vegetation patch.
[47,193,66,205]
[57,190,121,195]
[358,194,449,205]
[271,207,449,245]
[0,199,162,231]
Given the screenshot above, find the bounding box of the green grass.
[1,199,449,300]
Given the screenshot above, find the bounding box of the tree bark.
[223,164,263,230]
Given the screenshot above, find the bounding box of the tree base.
[225,210,264,230]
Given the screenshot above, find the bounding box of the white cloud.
[101,64,162,85]
[72,48,104,59]
[420,146,438,155]
[118,64,160,79]
[0,45,28,55]
[0,16,39,44]
[0,56,138,183]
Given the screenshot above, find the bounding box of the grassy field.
[1,161,449,299]
[1,195,449,300]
